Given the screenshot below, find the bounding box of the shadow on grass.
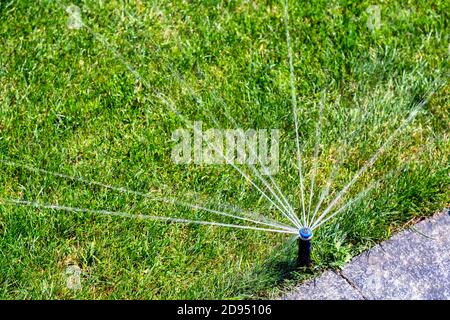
[236,238,315,298]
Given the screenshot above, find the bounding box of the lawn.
[0,0,448,299]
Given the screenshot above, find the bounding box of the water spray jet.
[297,227,312,268]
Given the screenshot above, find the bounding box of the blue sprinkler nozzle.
[298,227,313,267]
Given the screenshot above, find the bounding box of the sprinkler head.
[297,227,313,268]
[299,227,313,241]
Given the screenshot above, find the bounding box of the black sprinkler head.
[297,227,313,267]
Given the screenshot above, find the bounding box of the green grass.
[0,0,448,299]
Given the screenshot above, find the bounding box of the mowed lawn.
[0,0,448,299]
